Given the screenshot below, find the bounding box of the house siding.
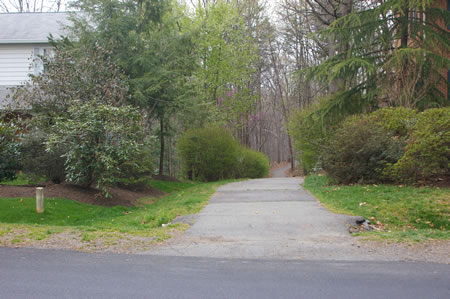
[0,44,34,85]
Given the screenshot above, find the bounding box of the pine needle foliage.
[307,0,449,122]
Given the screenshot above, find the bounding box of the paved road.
[1,248,449,299]
[151,178,387,260]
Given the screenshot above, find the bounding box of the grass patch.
[147,180,197,193]
[0,179,234,247]
[0,173,46,186]
[304,175,449,242]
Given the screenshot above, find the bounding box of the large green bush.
[46,102,146,197]
[322,115,406,184]
[388,108,450,182]
[237,148,270,179]
[0,121,20,182]
[322,107,449,184]
[178,126,240,181]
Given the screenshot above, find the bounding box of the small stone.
[348,226,360,233]
[355,216,365,225]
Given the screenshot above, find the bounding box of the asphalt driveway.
[151,177,380,260]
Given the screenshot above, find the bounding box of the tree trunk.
[288,136,295,173]
[159,117,164,175]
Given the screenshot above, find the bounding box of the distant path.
[271,164,291,178]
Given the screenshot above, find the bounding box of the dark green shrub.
[322,115,406,184]
[178,126,240,181]
[388,108,450,182]
[0,121,20,182]
[117,146,155,190]
[20,130,66,183]
[237,148,270,179]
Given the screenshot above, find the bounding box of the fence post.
[36,187,44,213]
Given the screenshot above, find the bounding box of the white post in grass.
[36,187,44,214]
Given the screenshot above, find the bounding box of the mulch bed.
[0,183,165,207]
[426,176,450,189]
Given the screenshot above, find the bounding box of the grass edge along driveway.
[0,179,236,251]
[304,175,449,242]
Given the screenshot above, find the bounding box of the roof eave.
[0,40,50,44]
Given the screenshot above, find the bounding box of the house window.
[32,47,51,76]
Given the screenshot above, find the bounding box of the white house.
[0,12,70,110]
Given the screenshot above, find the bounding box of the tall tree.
[307,0,449,121]
[0,0,63,12]
[70,0,196,175]
[190,0,259,129]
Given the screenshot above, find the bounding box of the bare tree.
[0,0,63,12]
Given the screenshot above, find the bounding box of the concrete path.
[151,178,379,260]
[271,164,291,178]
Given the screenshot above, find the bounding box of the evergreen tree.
[307,0,450,122]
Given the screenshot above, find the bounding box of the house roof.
[0,12,71,44]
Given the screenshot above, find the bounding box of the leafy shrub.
[178,126,240,181]
[237,148,270,178]
[322,115,406,184]
[20,129,66,183]
[388,108,450,182]
[46,102,145,197]
[288,103,329,174]
[117,145,155,191]
[368,107,417,137]
[0,121,21,182]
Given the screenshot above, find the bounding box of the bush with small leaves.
[178,126,240,181]
[388,107,450,183]
[368,107,417,137]
[237,148,270,179]
[322,115,406,184]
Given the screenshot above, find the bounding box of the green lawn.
[0,179,234,246]
[0,173,45,186]
[304,175,449,242]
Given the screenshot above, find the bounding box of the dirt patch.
[0,224,187,254]
[0,183,165,207]
[356,239,450,264]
